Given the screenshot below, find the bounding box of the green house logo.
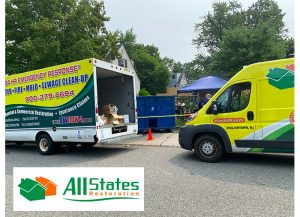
[266,65,294,90]
[18,177,57,201]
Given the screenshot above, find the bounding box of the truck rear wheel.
[37,134,57,155]
[83,142,97,148]
[194,135,224,163]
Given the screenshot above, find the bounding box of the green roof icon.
[18,178,46,201]
[266,68,294,90]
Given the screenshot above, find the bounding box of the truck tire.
[36,134,57,155]
[83,142,96,148]
[194,135,224,163]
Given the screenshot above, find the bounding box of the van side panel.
[234,61,294,152]
[251,64,294,152]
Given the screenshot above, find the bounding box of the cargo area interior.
[96,67,135,128]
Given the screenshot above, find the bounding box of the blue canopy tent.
[177,76,227,93]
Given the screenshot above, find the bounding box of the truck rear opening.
[94,64,137,141]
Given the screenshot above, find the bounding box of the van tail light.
[96,107,98,114]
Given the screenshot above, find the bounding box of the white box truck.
[5,58,138,154]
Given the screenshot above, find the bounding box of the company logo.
[63,177,140,202]
[18,176,57,201]
[14,167,144,211]
[266,64,294,90]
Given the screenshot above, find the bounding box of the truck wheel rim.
[39,138,49,152]
[200,141,216,158]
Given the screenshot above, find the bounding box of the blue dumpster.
[137,96,176,132]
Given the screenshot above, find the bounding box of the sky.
[104,0,294,63]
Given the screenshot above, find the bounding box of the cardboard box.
[103,104,118,116]
[117,114,128,124]
[106,114,120,125]
[118,115,124,124]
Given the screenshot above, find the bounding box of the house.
[35,176,57,196]
[169,72,188,88]
[18,178,46,201]
[109,44,141,95]
[157,72,188,96]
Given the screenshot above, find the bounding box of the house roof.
[176,73,185,85]
[18,178,46,193]
[36,176,57,187]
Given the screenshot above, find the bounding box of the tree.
[193,0,294,78]
[131,44,170,95]
[117,30,170,95]
[6,0,119,74]
[204,24,286,77]
[193,0,245,53]
[284,37,294,56]
[117,28,136,57]
[139,88,151,96]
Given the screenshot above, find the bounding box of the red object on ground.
[147,128,154,140]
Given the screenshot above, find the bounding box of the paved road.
[6,143,294,217]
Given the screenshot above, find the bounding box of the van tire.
[194,135,224,163]
[36,134,57,155]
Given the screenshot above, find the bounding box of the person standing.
[198,93,212,109]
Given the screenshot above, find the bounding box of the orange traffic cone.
[147,128,154,141]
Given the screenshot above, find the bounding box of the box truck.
[179,58,294,162]
[5,58,138,154]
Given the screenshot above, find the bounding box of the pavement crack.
[160,133,175,146]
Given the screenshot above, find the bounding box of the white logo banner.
[13,167,144,211]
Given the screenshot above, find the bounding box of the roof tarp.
[177,76,227,93]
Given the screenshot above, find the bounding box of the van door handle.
[247,111,254,121]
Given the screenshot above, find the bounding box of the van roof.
[229,58,294,83]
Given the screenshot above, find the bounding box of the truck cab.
[179,58,294,162]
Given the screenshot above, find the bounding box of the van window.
[215,82,251,113]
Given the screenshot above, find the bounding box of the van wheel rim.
[39,138,49,152]
[200,141,217,157]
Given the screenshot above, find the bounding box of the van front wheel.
[194,135,224,163]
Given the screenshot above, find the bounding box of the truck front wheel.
[37,134,57,155]
[194,135,224,163]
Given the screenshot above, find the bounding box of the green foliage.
[192,0,294,79]
[284,37,294,55]
[117,28,136,57]
[117,30,170,95]
[6,0,119,74]
[139,88,151,96]
[194,0,245,53]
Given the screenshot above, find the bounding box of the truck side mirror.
[212,101,218,115]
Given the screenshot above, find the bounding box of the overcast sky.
[104,0,294,63]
